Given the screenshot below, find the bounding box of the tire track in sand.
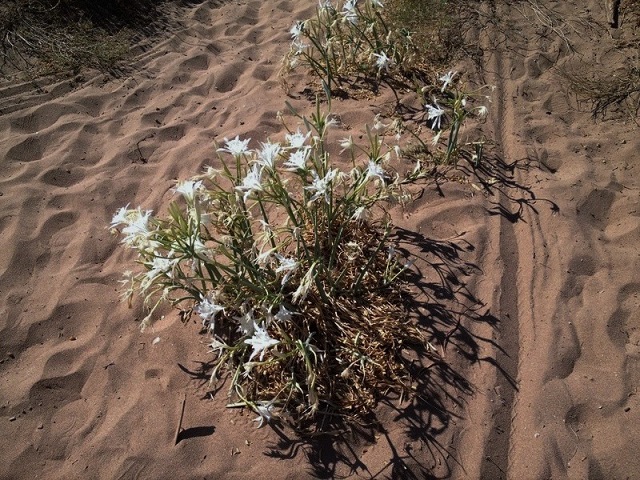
[477,2,522,478]
[475,1,609,477]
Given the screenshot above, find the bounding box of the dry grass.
[233,219,425,432]
[0,0,179,78]
[558,64,640,121]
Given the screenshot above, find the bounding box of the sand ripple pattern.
[1,0,639,478]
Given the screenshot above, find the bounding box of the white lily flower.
[245,322,280,361]
[425,98,445,131]
[439,70,457,92]
[236,164,263,202]
[201,165,219,180]
[476,105,489,118]
[195,296,225,330]
[291,39,309,55]
[234,307,256,335]
[305,169,337,203]
[324,114,339,129]
[110,204,131,228]
[283,148,309,170]
[290,21,304,40]
[275,254,299,285]
[257,141,281,169]
[372,113,389,132]
[339,136,353,152]
[274,305,295,323]
[174,179,203,203]
[218,135,251,157]
[252,401,275,428]
[119,207,154,248]
[342,0,358,24]
[351,205,370,222]
[366,160,386,183]
[140,254,178,292]
[373,51,393,72]
[192,236,208,257]
[285,128,310,149]
[150,256,177,278]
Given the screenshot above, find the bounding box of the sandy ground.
[1,0,639,478]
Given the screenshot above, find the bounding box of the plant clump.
[281,0,476,93]
[111,98,426,432]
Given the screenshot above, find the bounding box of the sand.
[1,0,639,478]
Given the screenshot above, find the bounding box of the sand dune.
[1,0,639,478]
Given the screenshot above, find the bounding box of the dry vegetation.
[0,0,182,78]
[556,0,640,120]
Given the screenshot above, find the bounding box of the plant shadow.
[176,425,216,443]
[256,228,505,479]
[456,150,559,223]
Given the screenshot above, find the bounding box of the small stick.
[174,393,187,445]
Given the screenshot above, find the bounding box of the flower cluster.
[282,0,417,90]
[112,101,421,431]
[418,71,491,165]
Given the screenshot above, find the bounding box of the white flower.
[339,136,353,152]
[110,204,131,228]
[274,305,295,323]
[342,0,358,24]
[218,135,251,157]
[425,98,445,131]
[285,128,310,149]
[283,148,309,170]
[252,401,275,428]
[305,169,338,203]
[234,307,256,335]
[318,0,333,10]
[373,51,393,72]
[372,113,389,132]
[236,164,263,201]
[366,160,386,183]
[149,256,177,278]
[173,180,203,203]
[244,322,280,361]
[476,105,489,118]
[257,141,281,169]
[291,39,309,55]
[290,21,304,40]
[370,0,383,8]
[195,296,225,330]
[439,70,457,92]
[324,114,339,129]
[119,207,154,248]
[140,254,178,292]
[351,205,369,222]
[275,254,299,285]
